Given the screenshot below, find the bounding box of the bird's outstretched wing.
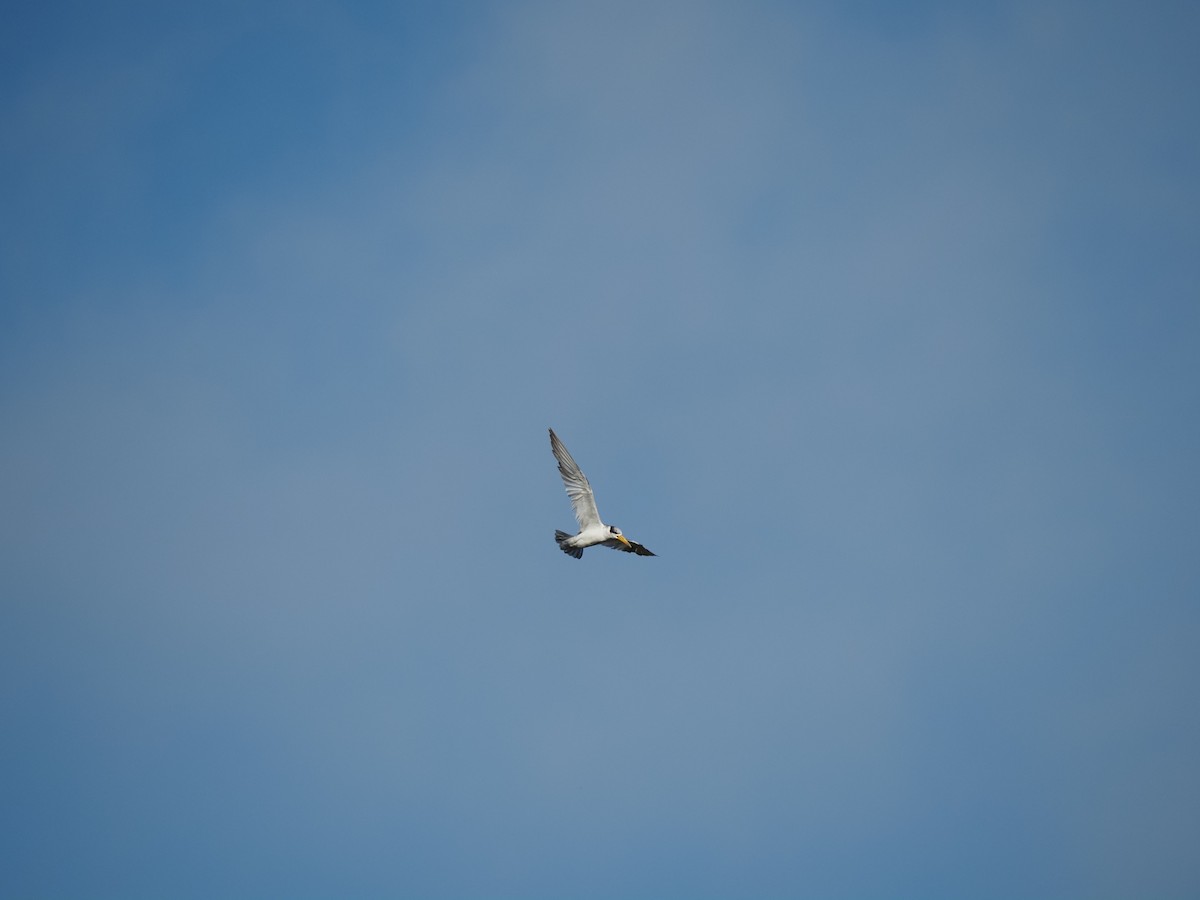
[602,538,656,556]
[549,428,600,529]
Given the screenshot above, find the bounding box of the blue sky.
[2,1,1198,896]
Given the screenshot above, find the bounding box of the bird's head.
[608,525,632,548]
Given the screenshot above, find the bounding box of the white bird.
[549,427,656,559]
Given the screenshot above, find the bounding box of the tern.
[549,427,656,559]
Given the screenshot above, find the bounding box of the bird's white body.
[559,522,619,552]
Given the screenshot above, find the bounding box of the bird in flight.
[549,428,656,559]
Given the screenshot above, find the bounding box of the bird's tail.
[555,530,583,559]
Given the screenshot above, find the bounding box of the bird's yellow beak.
[617,534,632,548]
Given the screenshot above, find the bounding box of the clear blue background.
[2,1,1198,896]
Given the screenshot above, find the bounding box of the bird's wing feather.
[550,429,601,529]
[602,538,656,556]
